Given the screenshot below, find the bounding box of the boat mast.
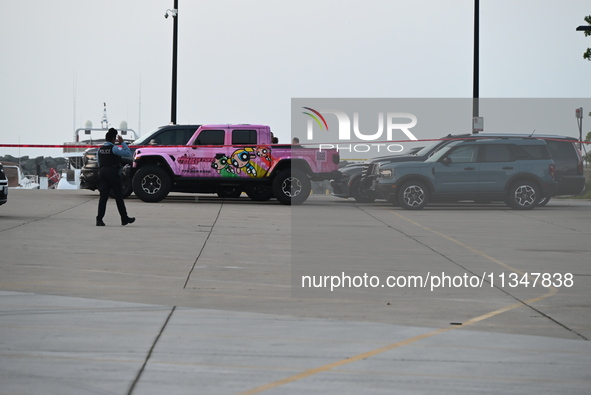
[101,102,109,129]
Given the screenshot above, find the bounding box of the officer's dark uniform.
[96,143,130,225]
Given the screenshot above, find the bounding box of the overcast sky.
[0,0,590,158]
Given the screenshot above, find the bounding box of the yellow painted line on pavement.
[236,210,558,395]
[238,288,555,395]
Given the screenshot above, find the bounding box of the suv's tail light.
[549,164,556,180]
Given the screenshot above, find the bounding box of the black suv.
[0,162,7,206]
[80,124,200,197]
[525,135,585,205]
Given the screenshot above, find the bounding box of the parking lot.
[1,189,590,394]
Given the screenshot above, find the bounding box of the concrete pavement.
[0,189,590,394]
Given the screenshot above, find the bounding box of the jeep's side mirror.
[442,157,452,165]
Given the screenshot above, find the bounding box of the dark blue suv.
[374,138,558,210]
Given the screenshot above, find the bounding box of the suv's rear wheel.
[133,165,171,202]
[398,181,429,210]
[273,169,311,205]
[507,181,539,210]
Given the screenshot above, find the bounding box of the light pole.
[165,1,179,125]
[472,0,480,133]
[575,24,590,149]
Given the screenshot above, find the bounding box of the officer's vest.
[98,144,122,168]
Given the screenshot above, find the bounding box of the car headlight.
[379,169,393,179]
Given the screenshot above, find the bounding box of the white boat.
[3,162,40,189]
[59,103,137,189]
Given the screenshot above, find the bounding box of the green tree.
[584,130,591,166]
[584,15,591,60]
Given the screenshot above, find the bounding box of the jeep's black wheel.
[351,179,375,203]
[273,169,311,205]
[132,165,171,202]
[217,187,243,198]
[245,185,273,201]
[397,181,429,210]
[507,181,539,210]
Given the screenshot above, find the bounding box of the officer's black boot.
[122,217,135,226]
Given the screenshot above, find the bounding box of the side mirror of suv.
[441,157,452,165]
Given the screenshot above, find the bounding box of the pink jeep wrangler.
[131,124,340,205]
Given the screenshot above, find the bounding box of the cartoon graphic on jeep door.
[231,148,266,177]
[211,154,238,177]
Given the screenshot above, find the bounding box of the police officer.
[96,128,135,226]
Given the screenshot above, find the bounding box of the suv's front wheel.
[397,181,429,210]
[133,165,171,202]
[507,181,539,210]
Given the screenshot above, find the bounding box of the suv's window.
[482,144,514,162]
[545,140,576,159]
[514,144,551,160]
[446,145,478,163]
[195,130,225,145]
[232,130,257,145]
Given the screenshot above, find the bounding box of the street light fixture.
[165,9,177,19]
[165,1,179,125]
[576,25,591,32]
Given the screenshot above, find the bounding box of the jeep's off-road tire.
[132,165,171,202]
[351,179,376,203]
[397,180,429,210]
[245,185,273,201]
[273,169,311,205]
[507,181,539,210]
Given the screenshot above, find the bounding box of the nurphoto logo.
[300,107,419,153]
